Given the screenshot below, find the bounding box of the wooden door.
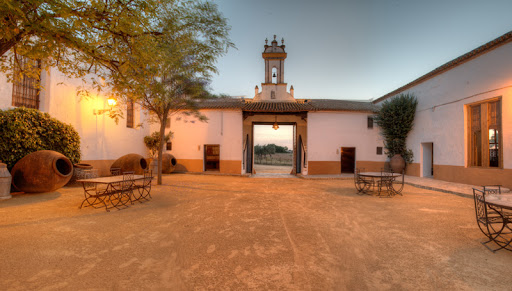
[341,147,356,173]
[204,145,220,171]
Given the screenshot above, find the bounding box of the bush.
[144,131,171,158]
[374,93,418,164]
[0,107,81,170]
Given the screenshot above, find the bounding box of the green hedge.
[0,107,81,170]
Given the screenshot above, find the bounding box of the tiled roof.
[243,101,315,112]
[374,30,512,104]
[197,98,377,113]
[306,99,378,112]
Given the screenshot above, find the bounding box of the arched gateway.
[168,36,382,176]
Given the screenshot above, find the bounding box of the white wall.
[307,111,386,162]
[164,110,243,161]
[0,67,151,161]
[383,42,512,168]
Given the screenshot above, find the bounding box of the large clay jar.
[0,163,12,199]
[110,154,148,175]
[162,153,177,174]
[390,154,406,173]
[11,150,73,193]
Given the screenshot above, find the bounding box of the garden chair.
[134,169,153,202]
[473,188,512,252]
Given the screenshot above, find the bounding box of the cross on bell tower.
[263,35,287,84]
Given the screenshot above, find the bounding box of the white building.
[373,30,512,188]
[161,35,385,175]
[0,65,151,176]
[2,31,512,189]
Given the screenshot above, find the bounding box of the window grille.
[12,57,41,109]
[126,101,134,128]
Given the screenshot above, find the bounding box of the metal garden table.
[78,174,152,212]
[354,171,404,197]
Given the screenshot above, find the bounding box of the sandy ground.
[1,174,512,290]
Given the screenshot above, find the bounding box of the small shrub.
[144,131,172,158]
[0,107,81,170]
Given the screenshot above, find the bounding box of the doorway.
[204,144,220,171]
[341,147,356,173]
[421,142,433,177]
[253,124,294,175]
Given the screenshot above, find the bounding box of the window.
[468,98,501,168]
[166,117,171,128]
[367,116,374,129]
[376,147,383,155]
[271,91,275,99]
[12,56,41,109]
[126,101,134,128]
[166,142,172,151]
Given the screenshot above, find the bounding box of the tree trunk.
[157,113,168,185]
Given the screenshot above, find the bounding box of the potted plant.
[374,93,418,173]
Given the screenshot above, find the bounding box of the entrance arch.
[242,112,307,176]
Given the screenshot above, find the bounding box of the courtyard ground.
[1,174,511,290]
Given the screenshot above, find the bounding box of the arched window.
[272,67,277,84]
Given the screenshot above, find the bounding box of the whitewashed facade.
[374,31,512,188]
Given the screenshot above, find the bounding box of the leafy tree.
[0,0,162,82]
[374,93,418,163]
[108,0,233,184]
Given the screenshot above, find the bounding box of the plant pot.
[11,150,73,193]
[390,154,406,173]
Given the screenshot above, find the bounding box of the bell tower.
[254,35,295,102]
[263,35,287,84]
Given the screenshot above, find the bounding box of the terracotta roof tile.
[197,98,377,113]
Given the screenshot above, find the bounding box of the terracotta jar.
[0,163,12,199]
[110,153,148,175]
[11,150,73,193]
[390,154,406,173]
[162,153,177,174]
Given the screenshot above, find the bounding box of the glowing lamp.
[272,116,279,130]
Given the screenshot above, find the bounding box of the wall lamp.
[94,97,117,115]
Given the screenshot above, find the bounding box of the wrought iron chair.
[110,167,122,176]
[354,168,371,195]
[473,188,512,252]
[483,185,502,195]
[119,171,135,206]
[79,170,110,212]
[134,169,153,202]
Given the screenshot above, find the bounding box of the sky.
[254,125,294,149]
[210,0,512,101]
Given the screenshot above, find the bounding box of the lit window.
[468,98,501,168]
[12,56,41,109]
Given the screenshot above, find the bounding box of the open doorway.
[341,147,356,173]
[204,144,220,171]
[421,142,433,177]
[253,124,294,175]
